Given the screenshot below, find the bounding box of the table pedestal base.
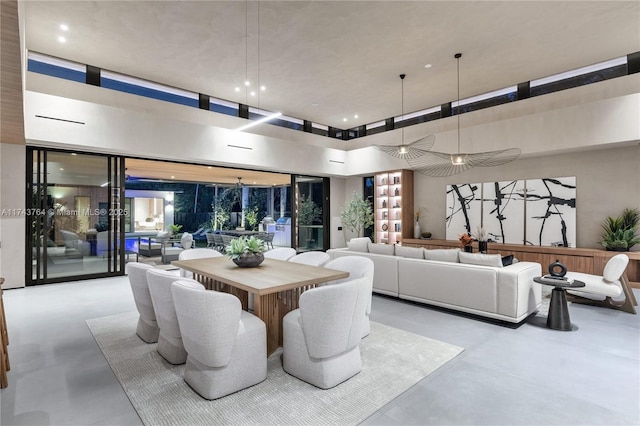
[547,287,578,331]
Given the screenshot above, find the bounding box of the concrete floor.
[1,276,638,425]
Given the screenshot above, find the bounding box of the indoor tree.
[340,191,374,241]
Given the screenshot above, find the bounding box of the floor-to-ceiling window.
[27,148,125,284]
[293,175,329,252]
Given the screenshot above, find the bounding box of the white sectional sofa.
[327,238,542,324]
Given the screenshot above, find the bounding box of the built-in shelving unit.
[374,170,413,245]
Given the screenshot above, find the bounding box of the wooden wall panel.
[0,0,25,145]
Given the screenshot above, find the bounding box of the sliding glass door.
[27,148,126,284]
[292,175,329,252]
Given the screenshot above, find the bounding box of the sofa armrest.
[496,261,542,318]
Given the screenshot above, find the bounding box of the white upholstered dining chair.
[146,269,203,364]
[177,248,222,278]
[126,262,160,343]
[263,247,297,261]
[171,280,267,399]
[324,256,375,337]
[288,251,330,267]
[282,277,367,389]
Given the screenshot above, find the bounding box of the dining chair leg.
[0,281,9,388]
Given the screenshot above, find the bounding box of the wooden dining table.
[172,256,349,355]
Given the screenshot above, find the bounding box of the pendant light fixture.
[407,53,521,177]
[375,74,435,159]
[235,0,281,132]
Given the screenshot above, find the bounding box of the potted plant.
[601,208,640,251]
[458,233,473,252]
[225,236,266,267]
[340,191,374,241]
[169,224,183,238]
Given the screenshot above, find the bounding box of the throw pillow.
[368,242,395,256]
[501,255,514,267]
[156,230,171,240]
[181,232,193,249]
[347,237,370,252]
[395,245,425,259]
[459,251,503,268]
[424,248,460,263]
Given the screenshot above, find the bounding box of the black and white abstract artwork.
[482,180,527,244]
[445,176,577,246]
[445,183,481,240]
[525,176,577,247]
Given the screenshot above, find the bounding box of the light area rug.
[87,311,463,426]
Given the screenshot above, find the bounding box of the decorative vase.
[414,222,421,239]
[478,240,488,253]
[232,253,264,268]
[464,245,473,253]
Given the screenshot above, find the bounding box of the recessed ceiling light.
[260,85,266,91]
[57,36,66,43]
[253,181,256,184]
[60,24,68,31]
[424,63,432,69]
[234,87,240,92]
[207,166,212,169]
[354,114,359,119]
[244,80,250,86]
[250,91,256,96]
[59,168,64,171]
[171,176,175,179]
[343,118,347,122]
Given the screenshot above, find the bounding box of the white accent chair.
[289,251,330,267]
[178,248,222,278]
[126,262,160,343]
[263,247,297,261]
[283,277,367,389]
[171,280,267,399]
[146,270,203,364]
[566,253,637,314]
[325,256,375,337]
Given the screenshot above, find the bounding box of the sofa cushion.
[395,245,425,259]
[181,232,193,249]
[459,252,504,268]
[368,242,395,256]
[424,248,460,263]
[156,230,171,240]
[347,237,370,252]
[501,255,514,266]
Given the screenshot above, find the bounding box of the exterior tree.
[340,191,374,239]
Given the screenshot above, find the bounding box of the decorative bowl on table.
[232,253,264,268]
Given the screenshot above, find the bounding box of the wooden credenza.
[403,239,640,288]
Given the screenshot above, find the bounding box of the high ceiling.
[23,1,640,130]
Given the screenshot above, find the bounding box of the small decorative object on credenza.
[414,207,427,239]
[225,236,266,268]
[459,233,473,253]
[472,225,488,253]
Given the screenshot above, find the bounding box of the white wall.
[413,145,640,250]
[5,67,638,287]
